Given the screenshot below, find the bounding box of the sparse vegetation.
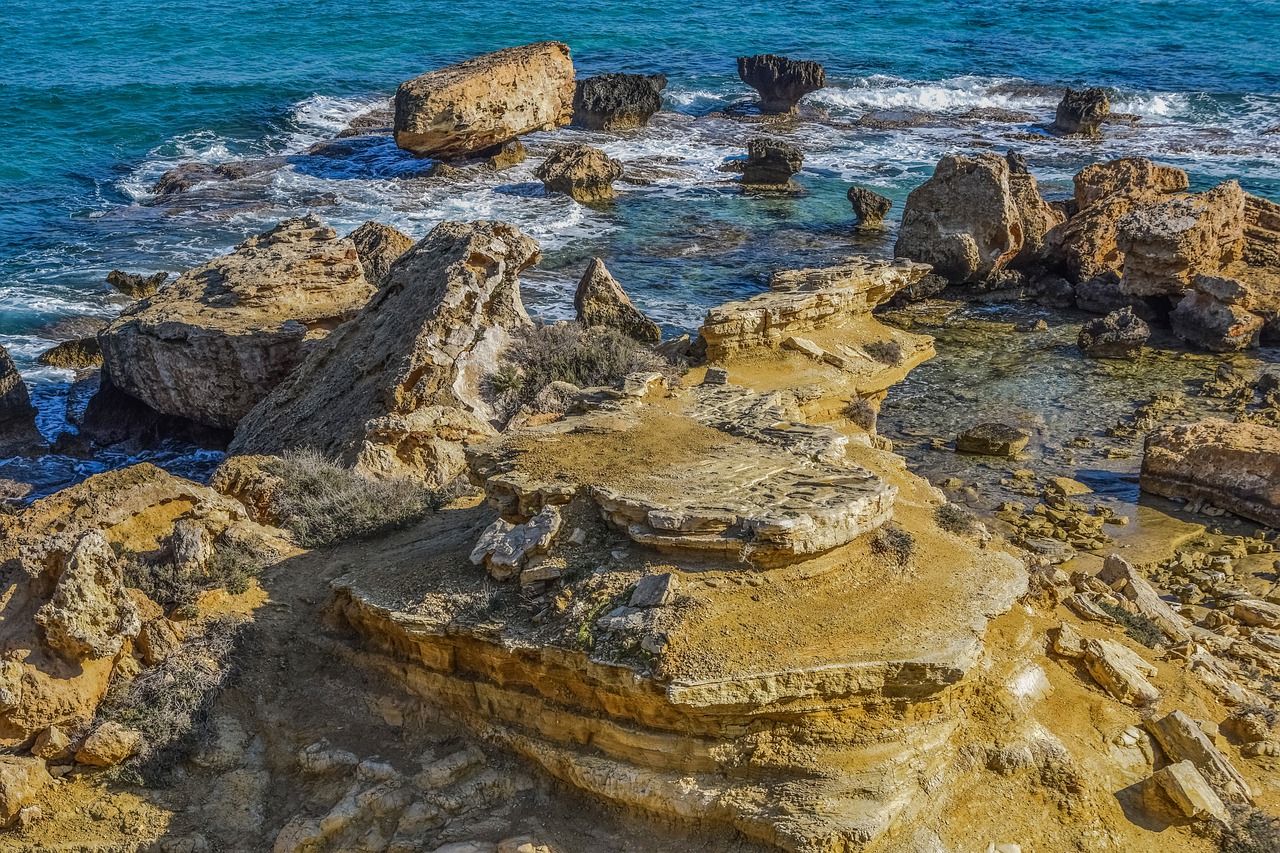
[1218,807,1280,853]
[865,339,906,366]
[122,541,268,613]
[844,396,877,431]
[870,524,915,566]
[1095,599,1164,649]
[935,503,978,536]
[265,449,444,548]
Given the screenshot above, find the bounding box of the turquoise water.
[3,0,1280,489]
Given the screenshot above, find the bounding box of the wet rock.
[75,721,143,767]
[37,337,102,369]
[741,138,803,190]
[847,186,892,228]
[1141,419,1280,527]
[956,423,1030,457]
[0,343,41,455]
[1077,307,1150,358]
[0,756,51,825]
[150,160,282,196]
[571,73,666,130]
[1147,709,1253,804]
[736,54,826,115]
[393,42,575,159]
[106,270,168,300]
[887,272,949,306]
[98,216,376,429]
[348,221,414,287]
[1049,87,1110,137]
[231,221,539,485]
[575,258,661,343]
[480,139,527,171]
[534,144,624,204]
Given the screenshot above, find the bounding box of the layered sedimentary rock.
[571,73,667,130]
[1141,419,1280,526]
[97,216,376,429]
[1171,269,1280,351]
[741,138,803,190]
[231,221,539,487]
[348,221,414,287]
[534,144,624,204]
[1050,87,1111,137]
[0,344,41,454]
[393,42,575,159]
[736,54,826,114]
[575,258,661,342]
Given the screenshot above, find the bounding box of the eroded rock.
[847,186,892,228]
[106,270,168,300]
[1141,419,1280,527]
[1050,88,1110,137]
[34,530,141,662]
[1117,181,1246,298]
[75,721,143,767]
[1077,307,1150,358]
[1147,710,1253,804]
[956,423,1030,457]
[574,258,661,343]
[534,144,624,204]
[0,344,41,455]
[572,73,666,130]
[348,221,414,287]
[741,138,802,190]
[736,54,826,114]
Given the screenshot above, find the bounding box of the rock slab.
[1141,419,1280,527]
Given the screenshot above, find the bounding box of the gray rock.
[847,186,892,228]
[629,573,677,608]
[1050,88,1111,137]
[741,138,803,190]
[572,73,667,130]
[736,54,826,115]
[1078,307,1150,358]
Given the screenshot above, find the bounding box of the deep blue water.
[2,0,1279,490]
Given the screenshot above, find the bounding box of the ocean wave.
[812,75,1050,116]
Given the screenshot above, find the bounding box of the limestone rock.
[1081,637,1161,706]
[847,186,892,228]
[1097,554,1191,643]
[956,423,1030,457]
[34,530,141,662]
[736,54,826,115]
[98,216,376,429]
[1151,760,1229,822]
[348,222,414,287]
[0,756,51,825]
[574,258,661,343]
[470,506,562,581]
[1141,419,1280,527]
[32,725,71,761]
[1244,192,1280,268]
[106,270,168,300]
[353,406,496,490]
[1006,153,1068,266]
[572,73,666,130]
[629,573,676,607]
[75,721,143,767]
[534,144,624,204]
[1077,307,1149,358]
[1147,709,1253,804]
[1234,599,1280,629]
[1117,181,1246,297]
[37,337,102,369]
[393,42,575,159]
[1170,267,1280,352]
[1074,159,1190,211]
[482,139,527,171]
[741,138,802,190]
[0,343,41,455]
[231,221,539,483]
[1050,88,1110,137]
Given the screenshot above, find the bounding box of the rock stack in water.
[0,344,41,454]
[741,138,803,191]
[847,186,893,228]
[534,144,625,204]
[736,54,826,114]
[393,42,575,159]
[571,73,667,130]
[1050,87,1111,137]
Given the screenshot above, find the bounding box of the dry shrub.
[935,503,978,536]
[870,524,915,566]
[845,396,878,431]
[264,450,443,548]
[122,541,266,613]
[865,339,906,366]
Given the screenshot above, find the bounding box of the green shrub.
[935,503,978,536]
[1096,599,1165,649]
[265,450,444,548]
[871,524,915,566]
[865,339,906,366]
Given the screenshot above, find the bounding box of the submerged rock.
[106,270,168,300]
[847,186,892,228]
[956,423,1030,457]
[741,138,803,190]
[231,221,540,487]
[347,221,414,287]
[1049,87,1111,137]
[1077,307,1150,358]
[393,42,575,159]
[1142,419,1280,527]
[534,144,624,204]
[736,54,826,115]
[571,73,667,130]
[575,258,661,343]
[0,344,41,455]
[481,138,527,171]
[97,216,376,429]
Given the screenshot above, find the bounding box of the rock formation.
[956,422,1031,457]
[741,138,803,190]
[571,73,667,130]
[36,337,102,369]
[482,138,527,171]
[1116,180,1246,296]
[393,42,575,159]
[1170,269,1279,351]
[1142,419,1280,527]
[846,186,892,228]
[347,221,414,287]
[736,54,826,114]
[574,258,661,343]
[231,221,540,487]
[0,344,41,455]
[1050,87,1111,137]
[533,144,624,204]
[106,270,167,300]
[1077,307,1150,358]
[97,216,376,429]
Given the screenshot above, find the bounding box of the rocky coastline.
[1,41,1279,853]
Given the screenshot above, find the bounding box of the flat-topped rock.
[736,54,826,115]
[1141,419,1280,527]
[571,73,666,130]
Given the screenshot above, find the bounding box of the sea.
[3,0,1280,494]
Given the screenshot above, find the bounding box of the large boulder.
[1170,269,1280,351]
[1049,87,1111,137]
[33,530,141,663]
[97,216,377,430]
[393,42,575,159]
[348,221,413,287]
[895,152,1060,284]
[1117,180,1246,297]
[231,221,540,487]
[574,259,661,343]
[741,138,803,190]
[0,757,51,825]
[1141,419,1280,527]
[571,74,667,130]
[1005,151,1067,266]
[534,144,624,204]
[847,186,892,228]
[1077,307,1150,358]
[736,54,825,115]
[0,344,41,455]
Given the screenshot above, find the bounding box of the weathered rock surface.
[741,138,802,190]
[482,139,527,171]
[1170,265,1280,351]
[1050,87,1110,137]
[1082,637,1161,706]
[1096,554,1191,643]
[1150,761,1230,822]
[575,258,661,343]
[393,42,575,159]
[956,423,1030,457]
[1147,710,1253,804]
[0,756,51,825]
[348,221,414,287]
[1141,419,1280,527]
[37,336,102,369]
[33,530,141,663]
[571,73,666,130]
[0,343,41,454]
[98,216,376,429]
[847,186,892,228]
[534,144,624,204]
[1077,307,1150,358]
[736,54,826,114]
[1117,180,1246,297]
[231,221,539,486]
[106,270,168,300]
